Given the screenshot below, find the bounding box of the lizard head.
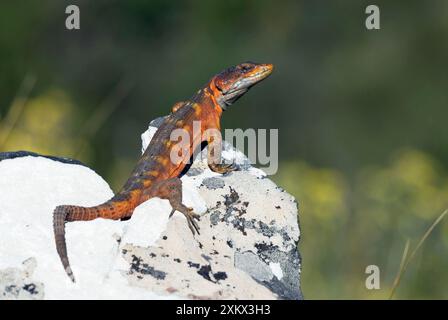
[210,62,274,110]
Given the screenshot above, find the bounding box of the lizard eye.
[239,62,254,72]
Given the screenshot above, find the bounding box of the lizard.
[53,61,274,282]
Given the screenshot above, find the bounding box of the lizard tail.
[53,201,134,282]
[53,204,107,282]
[53,205,77,282]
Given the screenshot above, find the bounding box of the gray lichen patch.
[201,177,225,190]
[209,210,221,226]
[129,255,167,280]
[255,243,303,300]
[186,168,204,177]
[0,258,44,300]
[234,251,273,283]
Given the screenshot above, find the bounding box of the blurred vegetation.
[1,1,447,299]
[277,150,448,299]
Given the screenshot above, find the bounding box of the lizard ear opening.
[213,78,224,92]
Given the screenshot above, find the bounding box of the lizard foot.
[170,206,201,235]
[209,163,239,174]
[146,177,201,235]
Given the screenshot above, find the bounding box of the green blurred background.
[1,0,447,299]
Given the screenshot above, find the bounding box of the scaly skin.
[53,62,274,282]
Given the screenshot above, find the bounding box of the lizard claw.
[187,216,201,235]
[225,163,240,172]
[185,207,201,235]
[170,207,201,235]
[221,163,241,176]
[186,207,201,235]
[209,162,239,175]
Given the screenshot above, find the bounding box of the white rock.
[0,153,170,299]
[0,119,302,300]
[269,262,284,280]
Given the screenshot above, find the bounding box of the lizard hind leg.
[144,177,201,235]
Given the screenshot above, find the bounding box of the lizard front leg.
[141,177,200,235]
[206,133,238,174]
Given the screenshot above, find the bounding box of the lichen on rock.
[0,119,302,300]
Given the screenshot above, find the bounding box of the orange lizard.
[53,62,274,282]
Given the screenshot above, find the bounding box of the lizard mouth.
[221,88,249,108]
[247,64,274,83]
[224,64,274,96]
